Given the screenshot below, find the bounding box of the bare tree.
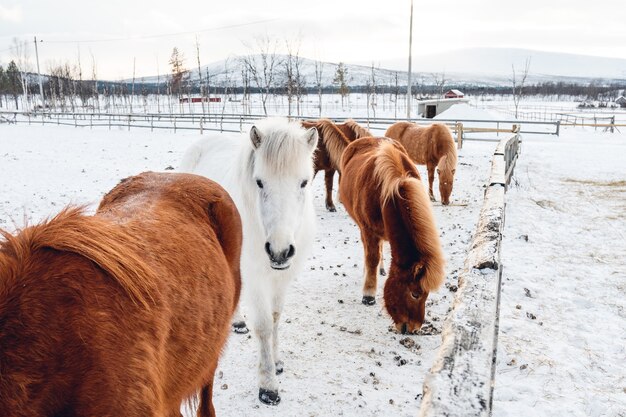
[90,51,100,112]
[169,47,188,109]
[333,62,349,110]
[367,63,378,118]
[241,35,280,116]
[431,72,447,98]
[195,36,205,114]
[283,40,296,116]
[314,58,324,117]
[11,38,31,110]
[511,58,531,118]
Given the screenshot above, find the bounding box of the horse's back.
[179,134,244,193]
[0,172,242,416]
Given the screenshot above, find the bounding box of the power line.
[41,18,279,44]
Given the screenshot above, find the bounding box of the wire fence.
[0,110,560,140]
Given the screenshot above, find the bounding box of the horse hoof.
[362,296,376,305]
[326,205,337,212]
[259,388,281,405]
[379,267,387,276]
[275,360,284,375]
[429,195,436,202]
[232,321,249,334]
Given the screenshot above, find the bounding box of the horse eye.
[256,179,264,189]
[410,291,420,300]
[300,180,308,188]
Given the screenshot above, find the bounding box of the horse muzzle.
[265,242,295,270]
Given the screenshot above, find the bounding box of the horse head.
[248,120,318,270]
[437,155,456,205]
[384,261,430,334]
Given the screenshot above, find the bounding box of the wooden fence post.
[456,122,463,150]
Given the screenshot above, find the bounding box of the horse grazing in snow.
[179,118,318,405]
[301,118,371,212]
[0,172,242,417]
[385,122,458,205]
[339,137,446,333]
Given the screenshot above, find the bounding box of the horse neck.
[434,127,457,169]
[381,178,445,291]
[318,121,351,169]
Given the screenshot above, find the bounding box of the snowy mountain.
[369,48,626,81]
[127,48,626,88]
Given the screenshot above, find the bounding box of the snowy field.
[1,122,491,416]
[493,128,626,417]
[1,120,624,416]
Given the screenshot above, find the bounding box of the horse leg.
[231,305,249,334]
[378,246,386,276]
[324,170,337,212]
[336,171,343,204]
[427,163,437,202]
[272,292,286,375]
[197,367,217,417]
[361,231,382,305]
[250,298,281,405]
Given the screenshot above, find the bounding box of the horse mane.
[316,118,352,169]
[343,119,372,139]
[248,117,316,175]
[0,207,157,308]
[373,141,445,292]
[433,124,458,172]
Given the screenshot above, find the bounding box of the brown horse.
[385,122,458,205]
[0,172,242,417]
[339,137,446,333]
[302,118,371,211]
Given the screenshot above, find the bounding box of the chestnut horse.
[0,172,242,417]
[385,122,458,205]
[302,118,371,211]
[339,137,446,333]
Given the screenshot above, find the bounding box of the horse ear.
[412,263,425,281]
[305,127,319,151]
[250,126,262,149]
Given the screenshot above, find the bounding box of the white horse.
[179,118,318,405]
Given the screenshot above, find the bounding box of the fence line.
[418,133,521,417]
[0,110,559,139]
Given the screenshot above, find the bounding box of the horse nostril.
[265,242,271,256]
[286,245,295,259]
[401,323,408,334]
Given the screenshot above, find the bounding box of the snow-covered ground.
[493,128,626,417]
[2,119,624,416]
[0,122,492,416]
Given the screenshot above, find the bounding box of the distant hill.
[125,48,626,88]
[359,48,626,81]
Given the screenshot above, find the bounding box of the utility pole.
[33,36,45,108]
[407,0,414,120]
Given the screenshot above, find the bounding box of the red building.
[444,89,464,99]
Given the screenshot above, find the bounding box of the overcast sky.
[1,0,625,79]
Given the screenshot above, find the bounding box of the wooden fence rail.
[418,133,520,417]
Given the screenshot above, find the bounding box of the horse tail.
[344,119,372,139]
[17,207,157,308]
[373,141,445,292]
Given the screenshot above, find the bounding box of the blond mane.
[316,118,352,169]
[373,141,445,292]
[343,119,372,139]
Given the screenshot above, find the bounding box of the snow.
[1,112,624,415]
[435,103,500,121]
[0,122,492,416]
[492,128,626,417]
